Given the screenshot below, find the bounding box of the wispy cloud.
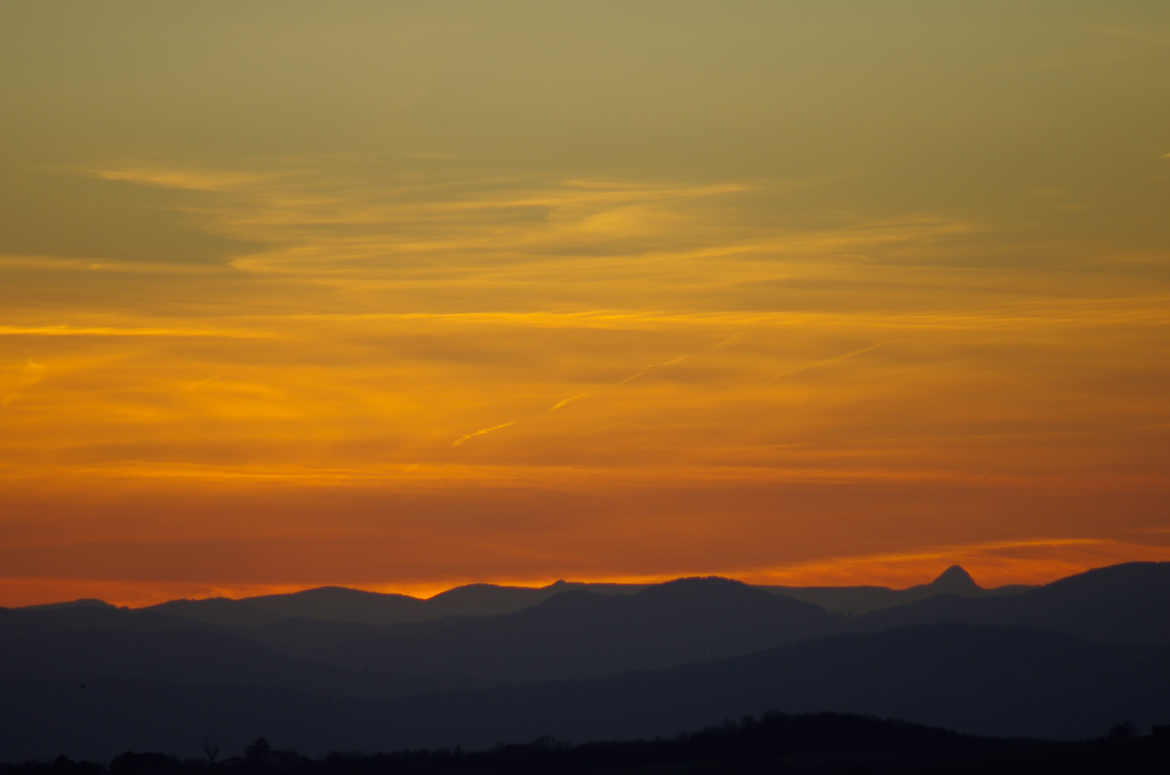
[92,167,271,191]
[1,360,46,407]
[0,255,232,275]
[745,536,1170,588]
[0,325,273,339]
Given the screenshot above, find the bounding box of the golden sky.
[2,1,1169,606]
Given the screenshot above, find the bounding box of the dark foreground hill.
[5,712,1170,775]
[3,624,1168,762]
[326,624,1170,751]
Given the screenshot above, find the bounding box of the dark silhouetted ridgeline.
[853,562,1170,643]
[4,562,1170,761]
[4,714,1168,774]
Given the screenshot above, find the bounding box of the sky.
[2,1,1169,606]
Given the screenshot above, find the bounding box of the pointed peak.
[929,565,980,592]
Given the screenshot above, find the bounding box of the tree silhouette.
[199,737,219,765]
[244,738,270,764]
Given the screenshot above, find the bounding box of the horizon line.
[6,558,1168,610]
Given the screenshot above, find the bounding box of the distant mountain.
[309,577,835,683]
[913,564,981,595]
[426,579,648,617]
[241,586,427,624]
[9,563,1167,684]
[763,583,905,613]
[16,565,1018,628]
[143,586,429,630]
[129,580,645,633]
[0,605,443,700]
[857,562,1170,644]
[423,582,553,618]
[4,562,1170,761]
[0,576,836,700]
[765,564,1029,614]
[17,598,117,612]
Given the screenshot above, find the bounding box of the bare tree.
[201,735,220,764]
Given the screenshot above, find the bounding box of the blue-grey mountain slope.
[303,577,835,682]
[855,562,1170,643]
[136,579,643,632]
[143,586,428,630]
[3,562,1169,761]
[765,564,1031,614]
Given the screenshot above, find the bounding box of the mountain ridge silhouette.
[10,564,1020,621]
[2,562,1169,761]
[924,564,981,593]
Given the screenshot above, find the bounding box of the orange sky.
[2,1,1169,607]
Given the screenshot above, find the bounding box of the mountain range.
[31,563,1009,631]
[2,562,1168,762]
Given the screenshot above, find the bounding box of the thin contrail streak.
[451,334,745,446]
[617,354,690,385]
[774,342,886,380]
[450,332,878,448]
[451,421,516,448]
[550,393,589,411]
[449,339,886,447]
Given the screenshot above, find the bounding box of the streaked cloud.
[0,324,274,339]
[1,1,1168,604]
[92,167,273,191]
[745,537,1170,589]
[1,360,46,407]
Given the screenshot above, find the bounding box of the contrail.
[617,354,691,385]
[550,393,589,411]
[774,342,886,380]
[450,333,742,447]
[451,421,516,448]
[450,336,887,447]
[711,331,744,350]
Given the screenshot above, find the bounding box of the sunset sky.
[2,1,1169,606]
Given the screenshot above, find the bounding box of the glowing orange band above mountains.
[1,2,1168,607]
